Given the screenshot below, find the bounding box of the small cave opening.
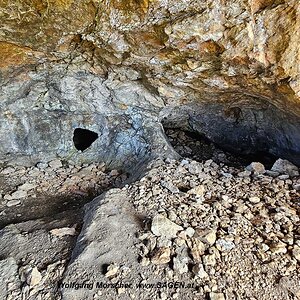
[73,128,99,151]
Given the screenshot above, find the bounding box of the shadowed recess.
[73,128,99,151]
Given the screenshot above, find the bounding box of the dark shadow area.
[164,128,278,168]
[0,171,127,230]
[73,128,99,151]
[161,99,300,167]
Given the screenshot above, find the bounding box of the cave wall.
[0,0,299,167]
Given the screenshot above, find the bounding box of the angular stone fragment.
[151,247,171,265]
[49,159,63,170]
[209,292,225,300]
[26,267,42,286]
[18,183,37,191]
[172,256,189,274]
[216,239,235,251]
[160,180,179,193]
[203,230,217,246]
[189,239,206,263]
[50,227,76,237]
[292,245,300,261]
[249,196,261,204]
[271,159,299,177]
[269,241,287,254]
[192,263,209,279]
[10,190,27,200]
[151,214,183,239]
[246,162,265,174]
[105,264,119,278]
[203,253,216,267]
[6,200,21,207]
[188,185,205,196]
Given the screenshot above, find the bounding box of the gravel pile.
[124,157,300,299]
[0,135,299,300]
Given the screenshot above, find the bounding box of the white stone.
[203,230,217,246]
[49,159,63,170]
[292,245,300,261]
[26,267,42,286]
[185,227,195,237]
[246,162,265,174]
[151,214,183,239]
[216,239,235,251]
[105,264,119,278]
[50,227,76,237]
[10,190,27,200]
[18,183,37,191]
[1,167,15,175]
[188,185,205,196]
[249,196,261,203]
[6,200,21,207]
[192,263,209,279]
[209,292,225,300]
[172,256,189,274]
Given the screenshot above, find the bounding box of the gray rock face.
[1,65,300,170]
[0,67,177,170]
[0,257,20,300]
[271,158,299,177]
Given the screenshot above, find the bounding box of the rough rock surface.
[0,0,300,166]
[61,189,142,300]
[0,1,300,300]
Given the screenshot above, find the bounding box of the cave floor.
[0,130,299,300]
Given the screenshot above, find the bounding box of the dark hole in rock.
[73,128,99,151]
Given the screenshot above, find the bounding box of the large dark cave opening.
[164,128,278,168]
[161,101,300,168]
[73,128,99,151]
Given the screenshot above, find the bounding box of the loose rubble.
[0,159,126,300]
[125,155,300,300]
[0,159,126,227]
[0,134,299,300]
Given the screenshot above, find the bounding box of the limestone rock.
[216,239,235,252]
[18,183,37,191]
[50,227,76,237]
[0,258,20,299]
[10,190,27,200]
[269,241,287,254]
[26,267,42,286]
[151,247,171,265]
[49,159,63,170]
[151,214,183,239]
[192,263,209,279]
[209,292,225,300]
[292,245,300,261]
[188,185,205,197]
[246,162,265,174]
[105,264,119,278]
[271,159,299,177]
[248,196,261,204]
[189,239,206,263]
[203,253,217,267]
[6,200,21,207]
[172,256,189,274]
